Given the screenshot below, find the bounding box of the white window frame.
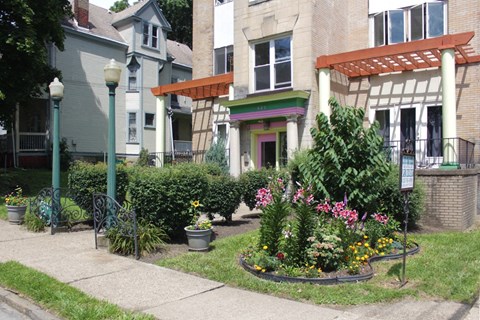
[251,36,292,93]
[215,0,232,6]
[142,22,159,49]
[214,122,230,147]
[144,112,156,129]
[127,112,139,143]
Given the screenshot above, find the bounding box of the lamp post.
[49,77,64,230]
[104,59,122,201]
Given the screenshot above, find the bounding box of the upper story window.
[253,36,291,92]
[214,45,234,75]
[215,0,233,5]
[371,1,446,47]
[143,22,159,49]
[127,57,140,91]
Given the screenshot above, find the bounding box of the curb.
[0,287,62,320]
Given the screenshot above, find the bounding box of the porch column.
[441,48,458,168]
[155,95,166,167]
[229,120,241,177]
[286,114,299,160]
[318,68,331,119]
[229,83,234,101]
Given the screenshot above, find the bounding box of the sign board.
[400,152,415,192]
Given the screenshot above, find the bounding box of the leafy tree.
[157,0,192,48]
[298,98,391,214]
[204,138,228,175]
[109,0,130,13]
[0,0,72,127]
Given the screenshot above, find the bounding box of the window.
[127,112,138,143]
[127,57,140,91]
[375,110,390,145]
[145,113,155,128]
[214,123,229,145]
[253,36,291,92]
[142,22,159,49]
[427,106,442,157]
[215,0,232,5]
[214,45,234,75]
[371,1,446,47]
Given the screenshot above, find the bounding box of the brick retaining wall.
[416,169,478,230]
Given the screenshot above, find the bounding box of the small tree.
[298,98,391,214]
[204,138,229,175]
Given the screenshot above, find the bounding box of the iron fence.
[384,137,475,168]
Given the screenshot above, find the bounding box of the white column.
[228,83,234,101]
[441,48,457,166]
[229,120,241,177]
[286,114,299,160]
[155,95,166,167]
[318,68,331,119]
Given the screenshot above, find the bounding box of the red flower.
[276,252,285,260]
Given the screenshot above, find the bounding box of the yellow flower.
[317,268,322,273]
[363,235,368,239]
[357,242,362,246]
[389,238,393,244]
[263,245,268,250]
[380,252,385,256]
[378,239,382,243]
[261,269,266,273]
[354,250,358,254]
[192,200,200,208]
[309,265,314,269]
[364,243,369,247]
[356,256,360,261]
[255,265,262,271]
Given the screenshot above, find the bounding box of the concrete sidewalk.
[0,219,477,320]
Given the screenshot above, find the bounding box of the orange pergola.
[151,72,233,100]
[316,32,480,78]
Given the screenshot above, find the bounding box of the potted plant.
[4,186,28,224]
[184,200,213,251]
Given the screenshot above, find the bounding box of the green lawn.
[157,228,480,305]
[0,261,153,320]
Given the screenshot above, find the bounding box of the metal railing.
[149,149,230,167]
[174,140,192,152]
[19,132,48,151]
[384,137,475,168]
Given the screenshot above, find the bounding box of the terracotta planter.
[7,205,27,224]
[184,227,212,251]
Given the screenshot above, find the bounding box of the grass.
[157,228,480,306]
[0,261,154,320]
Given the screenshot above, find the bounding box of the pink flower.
[373,213,389,225]
[255,188,273,208]
[316,201,331,213]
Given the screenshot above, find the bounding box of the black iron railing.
[384,137,475,168]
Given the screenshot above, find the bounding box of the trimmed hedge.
[68,161,129,212]
[239,168,289,210]
[203,175,242,221]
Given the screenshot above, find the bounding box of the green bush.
[136,148,150,167]
[129,163,209,237]
[24,210,46,232]
[298,98,391,214]
[377,165,425,227]
[239,168,288,210]
[203,175,242,221]
[204,138,229,175]
[68,161,129,212]
[106,220,168,256]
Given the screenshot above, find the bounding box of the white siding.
[214,1,234,48]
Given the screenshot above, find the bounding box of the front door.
[257,133,276,168]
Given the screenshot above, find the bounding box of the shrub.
[129,163,209,237]
[203,175,242,221]
[106,220,168,256]
[377,165,425,227]
[68,161,129,212]
[240,168,288,210]
[24,210,46,232]
[298,98,391,214]
[136,148,150,167]
[204,138,229,175]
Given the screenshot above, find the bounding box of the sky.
[89,0,134,10]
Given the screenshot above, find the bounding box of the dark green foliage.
[128,163,209,237]
[24,210,46,232]
[203,175,242,221]
[136,148,150,167]
[109,0,129,12]
[204,139,229,175]
[377,166,425,227]
[106,220,167,256]
[290,200,316,265]
[67,161,129,212]
[287,149,310,186]
[239,168,288,210]
[298,98,391,214]
[60,138,72,171]
[157,0,192,48]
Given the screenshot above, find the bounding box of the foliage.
[68,161,129,212]
[4,186,28,206]
[298,98,391,214]
[204,138,229,175]
[184,200,211,230]
[128,163,209,237]
[0,261,154,319]
[203,174,242,221]
[255,178,291,256]
[136,148,150,167]
[0,0,72,126]
[287,149,310,186]
[60,138,73,171]
[106,220,167,257]
[239,168,288,210]
[157,0,192,48]
[23,210,46,232]
[377,166,425,227]
[109,0,129,12]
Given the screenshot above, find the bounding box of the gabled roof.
[111,0,172,31]
[316,32,480,78]
[167,40,192,68]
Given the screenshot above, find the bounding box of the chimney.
[74,0,89,28]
